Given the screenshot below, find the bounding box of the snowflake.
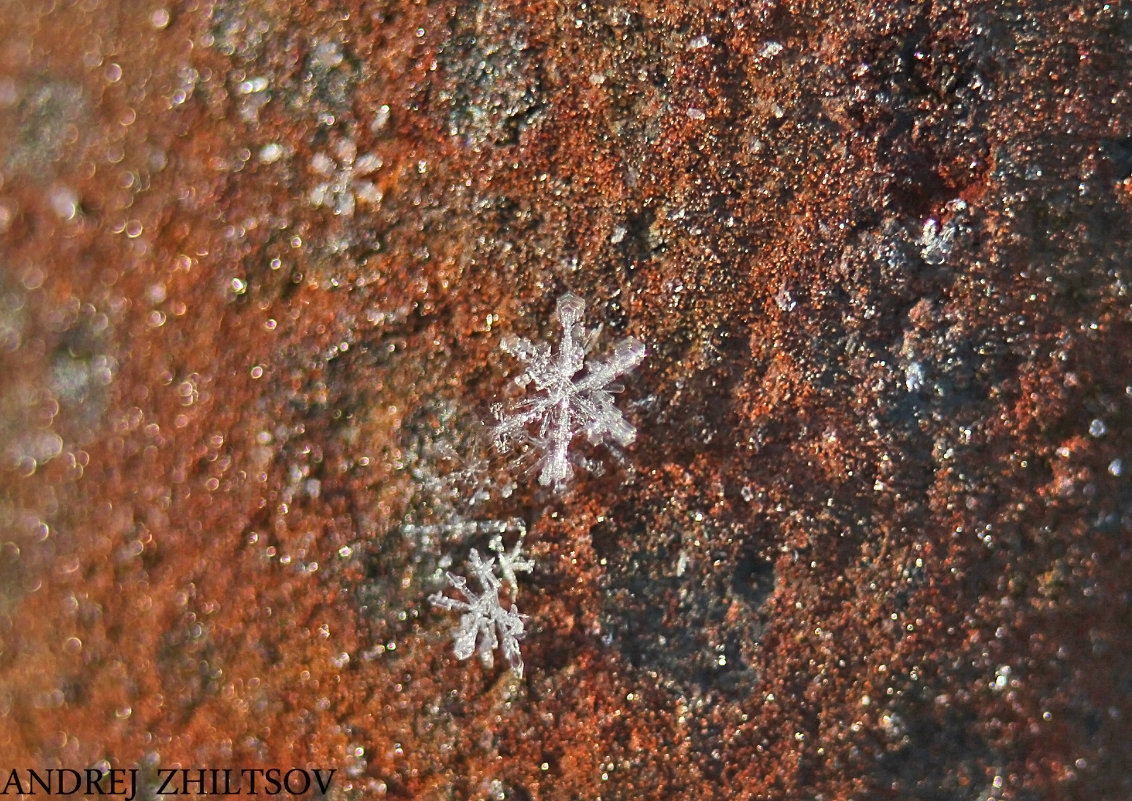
[429,549,526,676]
[492,293,646,490]
[308,138,383,216]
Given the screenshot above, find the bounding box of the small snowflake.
[308,138,383,216]
[492,293,646,490]
[429,549,526,676]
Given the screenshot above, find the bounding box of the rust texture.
[1,0,1130,799]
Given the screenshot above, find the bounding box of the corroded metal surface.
[1,1,1130,798]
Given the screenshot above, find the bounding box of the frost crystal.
[429,549,526,676]
[308,139,383,216]
[488,533,534,595]
[492,293,646,490]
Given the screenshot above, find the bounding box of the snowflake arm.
[429,549,525,676]
[488,533,534,594]
[572,337,647,446]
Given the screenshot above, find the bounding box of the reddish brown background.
[1,0,1130,799]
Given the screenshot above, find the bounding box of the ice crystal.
[308,139,382,216]
[430,549,526,676]
[487,533,533,595]
[919,199,968,265]
[492,293,646,490]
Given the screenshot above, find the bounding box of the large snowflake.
[492,293,646,490]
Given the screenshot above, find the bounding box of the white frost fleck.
[905,361,925,392]
[258,143,285,164]
[308,138,383,216]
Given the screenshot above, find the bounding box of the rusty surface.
[1,1,1130,799]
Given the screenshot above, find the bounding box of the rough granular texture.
[1,1,1129,799]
